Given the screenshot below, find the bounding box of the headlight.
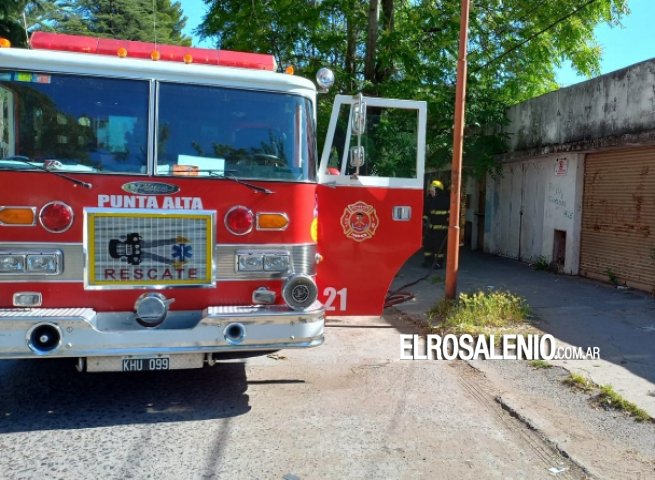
[316,67,335,92]
[237,251,291,273]
[264,254,290,272]
[26,254,59,274]
[0,254,25,273]
[0,251,62,275]
[237,253,264,271]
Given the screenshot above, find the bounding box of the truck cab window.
[156,83,317,182]
[0,71,148,174]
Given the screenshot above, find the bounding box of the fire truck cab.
[0,33,426,372]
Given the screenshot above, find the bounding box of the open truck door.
[316,94,427,316]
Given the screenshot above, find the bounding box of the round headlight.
[316,67,335,92]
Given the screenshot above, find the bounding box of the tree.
[1,1,57,47]
[52,0,191,45]
[198,0,628,174]
[3,0,191,46]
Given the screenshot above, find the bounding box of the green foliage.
[4,0,191,46]
[606,268,620,286]
[528,359,552,369]
[0,0,55,47]
[563,372,594,392]
[597,385,651,422]
[428,290,530,335]
[563,375,652,422]
[532,255,559,273]
[199,0,628,176]
[533,256,550,271]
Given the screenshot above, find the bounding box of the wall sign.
[555,158,568,176]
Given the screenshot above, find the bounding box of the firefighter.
[423,180,450,268]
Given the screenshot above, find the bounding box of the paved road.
[394,250,655,417]
[0,314,582,480]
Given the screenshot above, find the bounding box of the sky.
[178,0,655,87]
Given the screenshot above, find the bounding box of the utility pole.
[445,0,471,299]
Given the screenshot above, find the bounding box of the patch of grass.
[532,256,550,271]
[563,372,594,392]
[528,359,552,369]
[427,290,530,336]
[532,256,558,273]
[430,275,444,284]
[596,385,651,422]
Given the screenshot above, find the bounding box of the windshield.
[0,70,149,173]
[156,83,317,182]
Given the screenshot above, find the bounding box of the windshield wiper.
[204,171,274,194]
[2,156,93,189]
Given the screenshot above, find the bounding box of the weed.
[606,268,620,286]
[532,256,559,273]
[532,256,550,271]
[596,385,651,422]
[529,359,552,369]
[428,290,530,336]
[430,275,444,284]
[563,372,593,392]
[428,297,456,319]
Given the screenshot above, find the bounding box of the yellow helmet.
[430,180,444,190]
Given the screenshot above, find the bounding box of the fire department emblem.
[340,201,379,242]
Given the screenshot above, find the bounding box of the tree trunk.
[375,0,394,83]
[381,0,393,31]
[345,12,355,80]
[364,0,379,82]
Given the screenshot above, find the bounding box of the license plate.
[122,357,170,372]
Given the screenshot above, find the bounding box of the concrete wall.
[484,153,584,274]
[482,58,655,273]
[504,59,655,156]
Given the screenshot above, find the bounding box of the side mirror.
[349,145,365,169]
[351,94,366,135]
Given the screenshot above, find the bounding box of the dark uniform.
[423,187,450,268]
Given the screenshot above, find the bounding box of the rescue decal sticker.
[340,201,379,242]
[86,210,214,287]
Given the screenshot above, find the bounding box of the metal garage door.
[580,147,655,293]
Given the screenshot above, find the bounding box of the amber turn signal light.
[256,213,289,231]
[0,207,35,226]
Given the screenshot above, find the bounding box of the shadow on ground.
[0,358,251,433]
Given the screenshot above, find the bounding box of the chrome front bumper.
[0,303,324,359]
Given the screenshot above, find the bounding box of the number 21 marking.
[323,287,348,311]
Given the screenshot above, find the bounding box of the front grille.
[85,208,215,288]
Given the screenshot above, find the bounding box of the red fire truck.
[0,32,426,372]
